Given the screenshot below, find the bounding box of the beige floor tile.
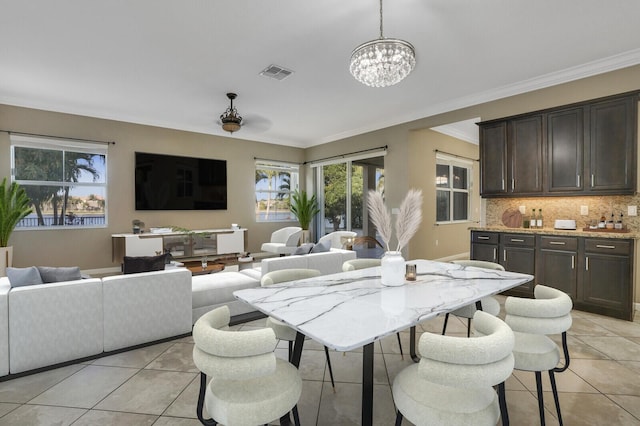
[512,367,598,394]
[153,417,203,426]
[91,342,173,368]
[499,390,559,426]
[316,382,396,426]
[607,394,640,420]
[0,364,85,404]
[297,379,322,425]
[569,359,640,395]
[550,334,610,360]
[381,353,414,386]
[0,403,19,418]
[504,373,527,391]
[29,365,138,408]
[578,336,640,361]
[145,343,198,373]
[592,316,640,337]
[0,404,86,426]
[567,316,618,336]
[72,409,157,425]
[163,374,200,419]
[94,369,195,415]
[544,392,640,425]
[323,350,388,385]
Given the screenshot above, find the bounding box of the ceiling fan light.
[220,93,243,134]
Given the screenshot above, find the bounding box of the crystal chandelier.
[220,93,242,133]
[350,0,416,88]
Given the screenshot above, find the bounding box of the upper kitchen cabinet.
[479,91,638,197]
[587,96,637,194]
[546,107,585,193]
[479,116,542,196]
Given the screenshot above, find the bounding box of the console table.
[112,228,247,263]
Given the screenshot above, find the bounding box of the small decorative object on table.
[367,189,423,286]
[405,264,417,281]
[201,256,208,270]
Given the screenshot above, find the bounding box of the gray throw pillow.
[293,243,315,255]
[6,266,44,288]
[310,239,331,253]
[37,266,82,283]
[123,253,168,274]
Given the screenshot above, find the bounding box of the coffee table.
[183,261,224,276]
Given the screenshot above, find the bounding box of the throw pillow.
[310,239,331,253]
[293,243,315,255]
[123,253,168,274]
[37,266,82,283]
[6,266,44,288]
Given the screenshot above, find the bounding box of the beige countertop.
[469,225,640,240]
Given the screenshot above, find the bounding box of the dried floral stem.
[366,189,423,253]
[367,190,392,251]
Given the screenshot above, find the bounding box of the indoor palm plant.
[0,178,32,275]
[289,190,320,243]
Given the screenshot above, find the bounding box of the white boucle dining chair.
[192,305,302,426]
[261,268,336,389]
[392,310,515,425]
[442,260,504,337]
[505,284,573,426]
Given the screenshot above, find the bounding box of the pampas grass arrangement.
[367,189,423,252]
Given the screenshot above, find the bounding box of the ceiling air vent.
[260,64,294,81]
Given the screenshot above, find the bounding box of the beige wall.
[0,105,304,270]
[3,64,640,271]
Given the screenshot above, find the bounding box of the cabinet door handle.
[510,238,525,242]
[586,256,589,270]
[591,174,595,187]
[502,179,505,191]
[493,248,497,261]
[503,250,507,262]
[577,175,581,187]
[596,244,615,249]
[478,236,490,240]
[549,241,566,245]
[571,255,575,269]
[511,178,515,191]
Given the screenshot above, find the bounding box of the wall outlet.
[518,205,526,214]
[580,205,589,215]
[629,205,638,216]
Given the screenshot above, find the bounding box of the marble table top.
[234,259,533,351]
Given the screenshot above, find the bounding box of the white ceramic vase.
[381,251,405,286]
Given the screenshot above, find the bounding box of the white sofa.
[0,268,192,376]
[190,248,357,323]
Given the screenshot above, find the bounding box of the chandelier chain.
[379,0,383,39]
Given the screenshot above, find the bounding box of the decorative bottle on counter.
[615,213,624,230]
[536,209,543,228]
[531,209,537,229]
[607,213,615,229]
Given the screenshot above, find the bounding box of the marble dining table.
[234,258,534,426]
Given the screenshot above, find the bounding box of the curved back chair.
[192,305,302,426]
[317,231,357,249]
[342,258,381,272]
[261,227,302,256]
[393,311,515,425]
[442,260,505,337]
[261,268,337,389]
[505,285,573,426]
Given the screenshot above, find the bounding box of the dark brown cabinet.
[470,231,634,320]
[479,116,542,196]
[546,107,584,193]
[536,235,578,299]
[587,96,636,194]
[479,91,638,197]
[500,234,536,297]
[578,238,633,320]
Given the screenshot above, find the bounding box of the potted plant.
[0,178,33,275]
[290,190,320,243]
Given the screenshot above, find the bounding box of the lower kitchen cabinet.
[470,231,634,320]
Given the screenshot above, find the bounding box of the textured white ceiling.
[1,1,640,147]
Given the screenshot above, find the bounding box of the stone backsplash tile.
[486,195,640,232]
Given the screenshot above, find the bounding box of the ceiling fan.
[218,93,271,134]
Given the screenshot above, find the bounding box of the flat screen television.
[135,152,227,210]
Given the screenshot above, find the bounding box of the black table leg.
[280,332,306,425]
[409,326,419,362]
[362,342,374,426]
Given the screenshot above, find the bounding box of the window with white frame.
[255,160,299,222]
[436,154,472,223]
[11,134,108,229]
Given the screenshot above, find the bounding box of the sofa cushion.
[310,239,331,253]
[192,272,260,310]
[37,266,82,283]
[293,243,314,255]
[6,267,44,288]
[123,253,168,274]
